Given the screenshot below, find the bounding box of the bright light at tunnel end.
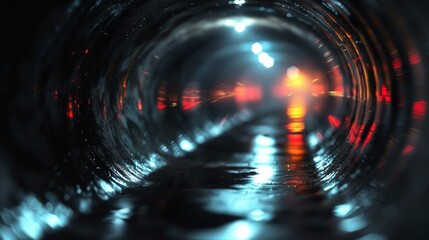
[250,42,274,68]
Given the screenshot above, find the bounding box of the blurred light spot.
[230,221,254,239]
[334,203,354,217]
[233,0,246,5]
[253,144,277,155]
[287,104,306,119]
[392,57,402,70]
[258,52,274,68]
[254,135,275,147]
[137,98,143,111]
[191,220,260,240]
[358,233,386,240]
[251,42,263,54]
[179,138,196,152]
[328,115,341,128]
[98,180,120,196]
[234,84,262,103]
[248,209,272,222]
[308,134,319,148]
[412,100,426,121]
[235,22,246,32]
[409,51,421,65]
[0,195,72,239]
[253,165,275,184]
[287,66,300,80]
[339,216,367,232]
[182,86,202,111]
[254,154,275,163]
[78,199,92,213]
[224,18,252,33]
[402,145,414,155]
[0,226,14,240]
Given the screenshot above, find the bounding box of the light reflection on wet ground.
[45,115,348,239]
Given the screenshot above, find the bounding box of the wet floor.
[43,114,354,240]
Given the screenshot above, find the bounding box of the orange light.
[287,104,306,119]
[137,98,143,111]
[234,84,262,103]
[287,122,305,133]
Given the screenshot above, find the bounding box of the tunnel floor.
[44,115,346,240]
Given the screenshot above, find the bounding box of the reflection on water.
[41,111,364,239]
[2,0,429,239]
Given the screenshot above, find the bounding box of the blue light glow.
[0,195,73,239]
[257,52,275,68]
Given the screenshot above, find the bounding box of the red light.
[67,102,74,119]
[380,85,391,103]
[157,102,166,110]
[413,101,426,121]
[409,52,421,65]
[182,87,202,111]
[328,115,340,128]
[363,123,376,147]
[402,145,415,155]
[392,57,402,70]
[156,83,167,111]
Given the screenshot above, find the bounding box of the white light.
[254,135,275,146]
[258,52,274,68]
[254,154,275,164]
[230,221,253,239]
[334,203,354,217]
[251,42,263,54]
[249,209,271,222]
[233,0,246,5]
[254,147,276,155]
[253,166,275,184]
[287,66,300,79]
[46,214,61,228]
[179,139,196,152]
[234,22,246,33]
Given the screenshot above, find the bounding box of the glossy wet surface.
[44,115,347,240]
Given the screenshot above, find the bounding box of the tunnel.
[1,0,429,239]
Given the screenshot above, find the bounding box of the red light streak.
[381,85,391,103]
[67,101,74,119]
[363,123,376,147]
[413,101,426,121]
[156,83,167,111]
[328,115,340,128]
[182,87,202,111]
